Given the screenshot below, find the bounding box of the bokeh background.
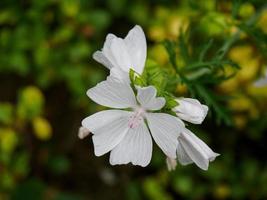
[1,0,267,199]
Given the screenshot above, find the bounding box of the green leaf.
[0,102,13,125]
[12,152,30,177]
[47,155,70,175]
[172,176,193,195]
[163,40,178,70]
[143,178,172,200]
[11,179,45,200]
[144,60,168,93]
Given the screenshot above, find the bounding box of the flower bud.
[172,98,208,124]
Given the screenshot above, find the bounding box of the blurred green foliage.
[1,0,267,199]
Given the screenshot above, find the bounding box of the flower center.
[128,107,145,129]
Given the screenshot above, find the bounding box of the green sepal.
[143,59,168,94]
[129,68,147,87]
[166,98,179,109]
[129,68,135,84]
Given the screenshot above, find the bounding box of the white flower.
[176,128,219,170]
[82,78,184,167]
[93,25,147,82]
[254,68,267,87]
[172,98,208,124]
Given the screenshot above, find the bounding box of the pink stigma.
[128,107,145,129]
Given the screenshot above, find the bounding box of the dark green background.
[0,0,267,199]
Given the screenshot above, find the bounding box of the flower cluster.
[80,25,219,170]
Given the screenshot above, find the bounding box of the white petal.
[82,110,131,156]
[93,34,117,69]
[146,113,184,158]
[109,67,130,84]
[103,34,117,49]
[185,129,219,161]
[110,38,132,72]
[93,51,114,70]
[82,110,127,131]
[178,129,219,170]
[124,25,147,74]
[87,78,137,109]
[109,120,152,167]
[93,26,147,76]
[137,86,165,111]
[176,140,194,165]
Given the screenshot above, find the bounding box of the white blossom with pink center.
[82,78,185,167]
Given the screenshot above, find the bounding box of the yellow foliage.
[167,15,189,38]
[228,45,260,83]
[234,115,247,129]
[217,78,239,93]
[199,12,229,36]
[17,86,45,120]
[176,84,187,95]
[238,3,255,18]
[247,85,267,98]
[23,86,43,104]
[148,26,166,42]
[149,45,169,65]
[0,128,18,153]
[237,58,260,83]
[61,0,80,17]
[217,65,239,93]
[228,45,253,63]
[257,9,267,34]
[228,95,259,121]
[229,96,252,111]
[214,184,231,199]
[32,117,52,141]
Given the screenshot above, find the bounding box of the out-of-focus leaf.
[172,175,193,195]
[12,152,30,177]
[53,193,84,200]
[0,102,13,125]
[126,182,142,200]
[47,155,70,175]
[60,0,80,18]
[0,170,15,190]
[17,86,44,120]
[143,178,172,200]
[11,179,45,200]
[0,128,18,154]
[86,10,111,31]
